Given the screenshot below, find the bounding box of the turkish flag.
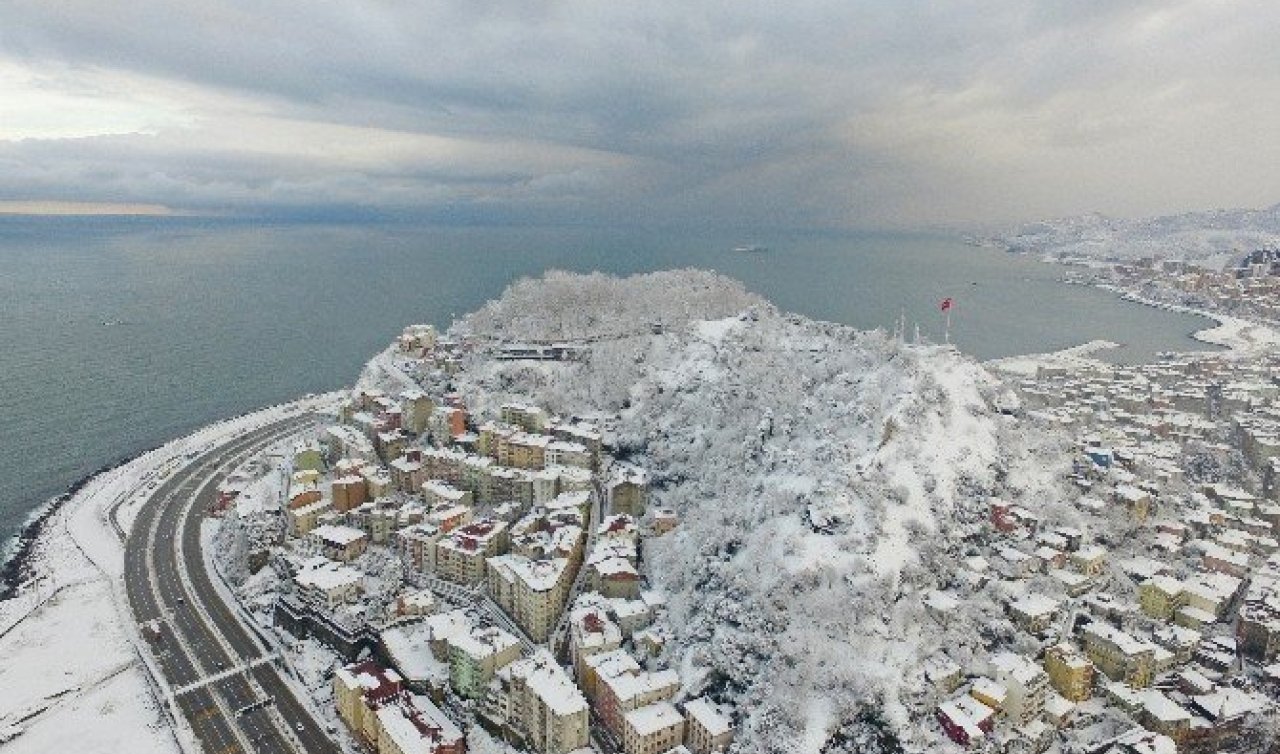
[940,297,953,312]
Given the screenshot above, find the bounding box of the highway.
[124,414,341,754]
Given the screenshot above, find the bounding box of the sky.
[2,0,1279,230]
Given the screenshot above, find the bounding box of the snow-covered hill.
[984,203,1280,268]
[370,270,1074,753]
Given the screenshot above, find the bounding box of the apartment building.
[682,697,733,754]
[488,651,589,754]
[423,479,474,510]
[585,650,680,736]
[487,555,573,642]
[435,519,509,585]
[1044,643,1094,702]
[335,659,465,754]
[308,524,369,562]
[396,523,444,572]
[990,652,1049,726]
[295,559,363,610]
[622,702,685,754]
[335,660,404,745]
[447,625,522,699]
[1082,623,1156,688]
[1139,575,1187,620]
[567,602,623,681]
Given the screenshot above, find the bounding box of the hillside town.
[212,324,734,754]
[204,259,1280,754]
[919,251,1280,753]
[1066,247,1280,327]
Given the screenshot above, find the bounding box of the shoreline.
[1100,285,1280,354]
[0,451,155,601]
[983,273,1280,376]
[0,395,339,603]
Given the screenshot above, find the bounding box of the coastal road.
[124,414,340,754]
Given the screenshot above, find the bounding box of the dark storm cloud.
[3,1,1280,226]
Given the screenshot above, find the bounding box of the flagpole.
[945,308,951,344]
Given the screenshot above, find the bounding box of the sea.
[0,217,1217,553]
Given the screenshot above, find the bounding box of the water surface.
[0,219,1214,548]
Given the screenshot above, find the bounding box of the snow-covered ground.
[0,393,340,752]
[984,339,1122,377]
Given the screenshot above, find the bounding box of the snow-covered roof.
[310,524,366,546]
[423,609,472,644]
[376,694,463,754]
[1191,688,1270,721]
[970,677,1007,703]
[507,652,588,717]
[490,555,569,592]
[295,561,363,591]
[625,701,683,736]
[603,664,679,703]
[1142,691,1190,723]
[1010,593,1059,618]
[683,697,732,736]
[449,625,519,661]
[990,652,1045,687]
[1083,623,1151,656]
[381,624,449,683]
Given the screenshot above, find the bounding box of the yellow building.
[1071,545,1107,577]
[683,698,733,754]
[510,433,550,470]
[334,661,405,746]
[968,677,1007,713]
[1114,484,1153,522]
[1082,624,1155,688]
[401,390,435,435]
[609,467,650,517]
[289,498,333,536]
[623,702,685,754]
[487,555,574,642]
[435,519,509,585]
[501,403,549,433]
[1044,643,1095,701]
[1139,576,1186,621]
[489,651,589,754]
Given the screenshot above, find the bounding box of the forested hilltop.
[358,270,1074,753]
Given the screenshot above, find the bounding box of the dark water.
[0,218,1214,549]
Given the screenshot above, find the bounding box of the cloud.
[2,0,1279,228]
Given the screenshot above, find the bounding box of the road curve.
[124,414,341,754]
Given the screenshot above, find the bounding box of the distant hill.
[982,203,1280,269]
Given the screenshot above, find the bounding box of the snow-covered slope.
[370,271,1072,753]
[984,203,1280,268]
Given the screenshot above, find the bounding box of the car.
[215,660,225,670]
[176,597,185,604]
[295,723,305,733]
